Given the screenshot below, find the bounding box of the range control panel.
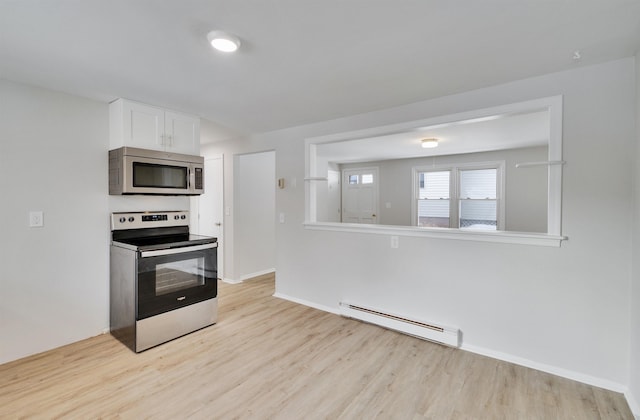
[111,211,189,230]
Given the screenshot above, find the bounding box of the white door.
[342,168,379,224]
[191,155,224,279]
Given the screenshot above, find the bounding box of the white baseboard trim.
[221,277,242,284]
[461,343,627,394]
[239,268,275,282]
[624,389,640,419]
[272,292,340,315]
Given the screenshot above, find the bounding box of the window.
[415,163,504,230]
[417,171,450,228]
[361,173,374,184]
[459,168,497,230]
[347,173,374,185]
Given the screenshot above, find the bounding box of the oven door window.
[137,248,217,320]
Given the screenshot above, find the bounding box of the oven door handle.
[140,243,217,258]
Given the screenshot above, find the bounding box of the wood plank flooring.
[0,275,633,419]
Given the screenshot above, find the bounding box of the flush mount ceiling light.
[421,138,439,148]
[207,30,241,53]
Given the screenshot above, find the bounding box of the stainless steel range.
[110,211,217,352]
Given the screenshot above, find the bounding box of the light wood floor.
[0,276,633,419]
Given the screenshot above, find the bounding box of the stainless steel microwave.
[109,147,204,195]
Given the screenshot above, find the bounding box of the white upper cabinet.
[110,99,200,155]
[163,110,200,154]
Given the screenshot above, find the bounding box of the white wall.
[0,80,192,364]
[630,52,640,416]
[211,58,636,393]
[0,80,110,364]
[234,151,276,280]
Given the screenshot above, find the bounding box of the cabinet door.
[123,101,165,151]
[164,111,200,155]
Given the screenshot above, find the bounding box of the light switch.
[390,236,399,249]
[29,211,44,228]
[279,213,285,223]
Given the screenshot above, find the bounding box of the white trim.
[625,390,640,419]
[272,292,340,315]
[239,268,276,282]
[304,222,566,247]
[515,160,566,168]
[307,143,318,222]
[305,95,564,240]
[222,277,242,284]
[547,95,563,236]
[462,343,628,394]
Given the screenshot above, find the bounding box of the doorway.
[191,155,224,278]
[235,151,276,280]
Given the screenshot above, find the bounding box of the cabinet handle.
[166,135,173,146]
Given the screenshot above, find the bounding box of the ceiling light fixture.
[421,138,438,149]
[207,31,241,53]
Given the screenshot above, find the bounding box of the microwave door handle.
[189,167,196,191]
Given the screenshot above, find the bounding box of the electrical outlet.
[279,213,285,223]
[29,211,44,228]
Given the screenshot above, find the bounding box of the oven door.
[137,243,217,320]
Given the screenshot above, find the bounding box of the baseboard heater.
[339,302,460,347]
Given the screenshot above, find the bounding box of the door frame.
[190,154,224,279]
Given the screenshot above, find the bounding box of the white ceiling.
[1,1,639,141]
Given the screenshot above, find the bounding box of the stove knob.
[119,217,126,223]
[174,215,180,220]
[128,217,135,223]
[181,215,186,220]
